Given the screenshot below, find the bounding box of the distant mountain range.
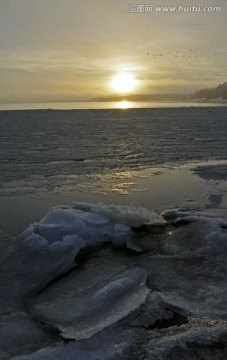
[191,82,227,100]
[90,82,227,102]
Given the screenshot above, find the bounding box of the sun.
[110,72,138,94]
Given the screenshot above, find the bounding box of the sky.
[0,0,227,104]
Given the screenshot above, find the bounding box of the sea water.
[0,106,227,235]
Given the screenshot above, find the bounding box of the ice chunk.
[0,229,82,314]
[1,202,227,359]
[38,223,86,243]
[37,204,144,250]
[73,202,160,227]
[161,216,227,257]
[161,209,196,223]
[112,223,139,250]
[38,206,114,246]
[31,263,149,340]
[146,255,227,319]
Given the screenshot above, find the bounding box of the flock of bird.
[146,48,226,60]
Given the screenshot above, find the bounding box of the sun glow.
[110,72,138,94]
[115,100,132,109]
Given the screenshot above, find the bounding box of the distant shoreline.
[1,100,227,111]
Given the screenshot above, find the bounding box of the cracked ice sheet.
[139,213,227,320]
[30,249,149,340]
[146,255,227,319]
[0,203,156,315]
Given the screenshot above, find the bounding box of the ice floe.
[0,202,227,359]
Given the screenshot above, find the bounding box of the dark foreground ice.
[1,202,227,359]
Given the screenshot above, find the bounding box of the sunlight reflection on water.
[1,101,227,110]
[114,101,133,109]
[1,161,227,236]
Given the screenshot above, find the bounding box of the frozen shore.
[0,200,227,359]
